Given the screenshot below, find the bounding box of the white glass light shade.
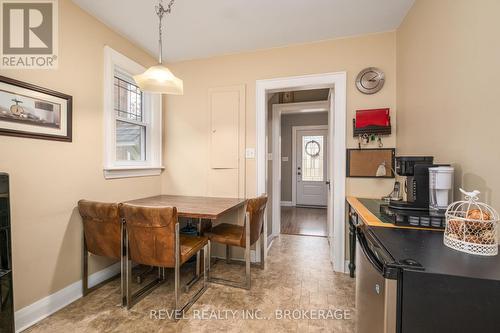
[133,65,183,95]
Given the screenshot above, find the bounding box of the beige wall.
[397,0,500,209]
[0,0,160,310]
[162,32,398,200]
[280,112,329,202]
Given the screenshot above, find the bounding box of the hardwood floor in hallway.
[281,206,327,237]
[26,235,355,332]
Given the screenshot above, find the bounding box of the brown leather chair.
[205,195,268,289]
[77,200,124,303]
[120,204,209,313]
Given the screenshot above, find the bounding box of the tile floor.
[26,235,355,332]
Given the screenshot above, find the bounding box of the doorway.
[256,72,347,273]
[273,106,329,238]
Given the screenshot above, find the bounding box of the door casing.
[256,72,347,273]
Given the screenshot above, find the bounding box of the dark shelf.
[353,119,391,136]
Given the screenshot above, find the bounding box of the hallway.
[281,207,327,237]
[27,235,354,332]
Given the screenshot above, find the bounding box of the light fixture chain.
[155,0,176,64]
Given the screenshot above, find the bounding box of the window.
[103,46,163,179]
[302,135,324,182]
[114,75,146,162]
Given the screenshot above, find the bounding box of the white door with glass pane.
[296,128,328,206]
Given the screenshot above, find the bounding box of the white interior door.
[296,128,328,206]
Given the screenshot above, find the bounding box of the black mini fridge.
[0,174,14,332]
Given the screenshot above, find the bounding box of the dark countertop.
[0,269,10,279]
[370,226,500,281]
[347,196,440,230]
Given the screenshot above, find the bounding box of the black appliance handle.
[356,228,384,274]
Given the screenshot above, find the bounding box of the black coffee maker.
[389,156,435,211]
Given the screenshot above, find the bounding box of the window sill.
[103,166,164,179]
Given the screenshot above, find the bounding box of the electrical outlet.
[245,148,255,159]
[282,156,289,162]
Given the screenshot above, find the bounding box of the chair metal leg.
[175,223,180,318]
[209,212,253,290]
[206,240,211,281]
[125,228,164,310]
[125,229,132,308]
[226,245,231,263]
[245,213,251,290]
[82,234,120,298]
[174,224,208,320]
[82,235,89,296]
[259,231,265,270]
[121,222,126,306]
[185,218,204,292]
[135,266,155,284]
[196,218,202,276]
[125,236,132,309]
[158,267,166,280]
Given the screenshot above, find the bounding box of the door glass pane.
[302,135,324,181]
[116,120,145,161]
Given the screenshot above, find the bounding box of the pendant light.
[134,0,183,95]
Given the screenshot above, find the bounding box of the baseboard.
[15,262,121,333]
[344,260,350,275]
[280,201,294,207]
[267,235,275,251]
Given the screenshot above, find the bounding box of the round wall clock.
[355,67,385,94]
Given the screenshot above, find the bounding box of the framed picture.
[347,148,395,178]
[0,76,72,142]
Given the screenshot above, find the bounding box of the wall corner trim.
[14,262,121,332]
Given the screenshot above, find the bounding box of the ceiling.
[72,0,414,62]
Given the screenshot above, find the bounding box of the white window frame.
[103,46,163,179]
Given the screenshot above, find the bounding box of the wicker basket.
[444,189,499,256]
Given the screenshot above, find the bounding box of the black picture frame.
[346,148,396,178]
[0,75,72,142]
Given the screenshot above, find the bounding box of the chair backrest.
[243,195,268,246]
[119,204,177,267]
[78,200,121,259]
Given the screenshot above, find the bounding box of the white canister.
[429,166,454,210]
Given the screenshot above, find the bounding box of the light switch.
[282,156,289,162]
[267,153,273,161]
[245,148,255,159]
